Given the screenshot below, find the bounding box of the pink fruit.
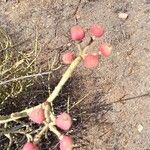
[22,142,39,150]
[99,43,112,57]
[90,24,104,37]
[28,108,45,124]
[60,136,73,150]
[71,25,85,41]
[62,52,75,64]
[56,112,72,131]
[83,53,99,69]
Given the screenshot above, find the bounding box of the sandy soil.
[0,0,150,150]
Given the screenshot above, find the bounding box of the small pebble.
[67,43,71,47]
[76,14,81,19]
[137,124,143,132]
[73,118,77,121]
[118,12,128,20]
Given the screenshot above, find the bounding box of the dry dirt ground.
[0,0,150,150]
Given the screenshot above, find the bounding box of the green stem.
[0,105,41,124]
[0,112,27,123]
[47,56,82,103]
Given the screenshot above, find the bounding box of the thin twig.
[73,0,82,23]
[0,71,53,85]
[49,123,61,139]
[44,103,52,123]
[67,96,70,113]
[0,38,31,53]
[5,134,13,150]
[69,92,90,110]
[34,125,49,144]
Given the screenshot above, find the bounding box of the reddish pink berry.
[56,112,72,131]
[62,52,75,64]
[83,53,99,69]
[90,24,104,37]
[70,25,85,41]
[99,43,112,57]
[22,142,39,150]
[28,108,45,124]
[60,136,73,150]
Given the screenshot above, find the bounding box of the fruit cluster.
[63,24,112,68]
[22,109,72,150]
[22,24,112,150]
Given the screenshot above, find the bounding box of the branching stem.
[0,56,82,124]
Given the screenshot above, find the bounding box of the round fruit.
[83,53,99,69]
[99,43,112,57]
[70,25,85,41]
[60,136,73,150]
[62,52,75,64]
[28,108,45,124]
[22,142,39,150]
[56,112,72,131]
[90,24,104,37]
